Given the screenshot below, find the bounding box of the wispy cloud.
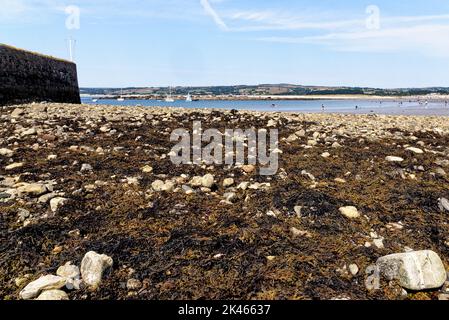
[200,0,229,31]
[258,24,449,57]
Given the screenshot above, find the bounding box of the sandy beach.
[1,103,448,300]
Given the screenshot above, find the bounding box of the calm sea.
[81,98,449,116]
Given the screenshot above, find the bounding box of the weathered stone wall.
[0,44,81,105]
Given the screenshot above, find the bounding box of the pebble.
[11,108,24,118]
[127,278,142,291]
[406,147,424,154]
[223,192,237,203]
[438,198,449,212]
[17,183,47,196]
[237,182,250,190]
[290,227,312,238]
[386,156,404,162]
[0,148,14,157]
[22,128,37,136]
[376,250,446,291]
[332,142,342,148]
[141,165,153,173]
[373,238,385,249]
[19,275,67,300]
[50,197,68,213]
[321,152,331,158]
[5,162,24,170]
[80,163,93,172]
[349,264,359,276]
[201,174,215,188]
[80,251,113,289]
[223,178,235,188]
[339,206,360,219]
[294,206,303,217]
[35,289,69,300]
[242,165,256,174]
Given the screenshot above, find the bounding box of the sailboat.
[165,87,175,102]
[186,93,193,102]
[117,88,125,101]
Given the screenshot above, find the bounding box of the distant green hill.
[80,84,449,97]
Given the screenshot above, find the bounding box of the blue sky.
[1,0,449,88]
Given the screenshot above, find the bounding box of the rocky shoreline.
[1,103,449,300]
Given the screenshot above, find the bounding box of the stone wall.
[0,44,81,105]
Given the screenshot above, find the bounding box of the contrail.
[200,0,229,31]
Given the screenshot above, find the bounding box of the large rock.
[80,251,113,289]
[376,250,447,291]
[19,275,66,300]
[35,289,69,301]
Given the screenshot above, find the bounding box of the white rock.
[223,192,237,202]
[17,183,47,196]
[57,262,80,279]
[373,238,385,249]
[0,148,14,157]
[80,251,113,289]
[35,289,69,301]
[376,250,447,291]
[294,206,303,217]
[286,134,298,142]
[223,178,235,188]
[386,156,404,162]
[126,279,142,291]
[349,264,359,276]
[151,180,165,191]
[80,163,93,172]
[406,147,424,154]
[11,108,24,118]
[339,206,360,219]
[141,165,153,173]
[189,176,203,187]
[438,198,449,212]
[50,197,68,213]
[5,162,24,170]
[201,174,215,188]
[332,142,342,148]
[19,275,66,300]
[22,128,37,136]
[321,152,331,158]
[237,182,250,190]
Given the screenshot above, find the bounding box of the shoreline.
[81,94,449,102]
